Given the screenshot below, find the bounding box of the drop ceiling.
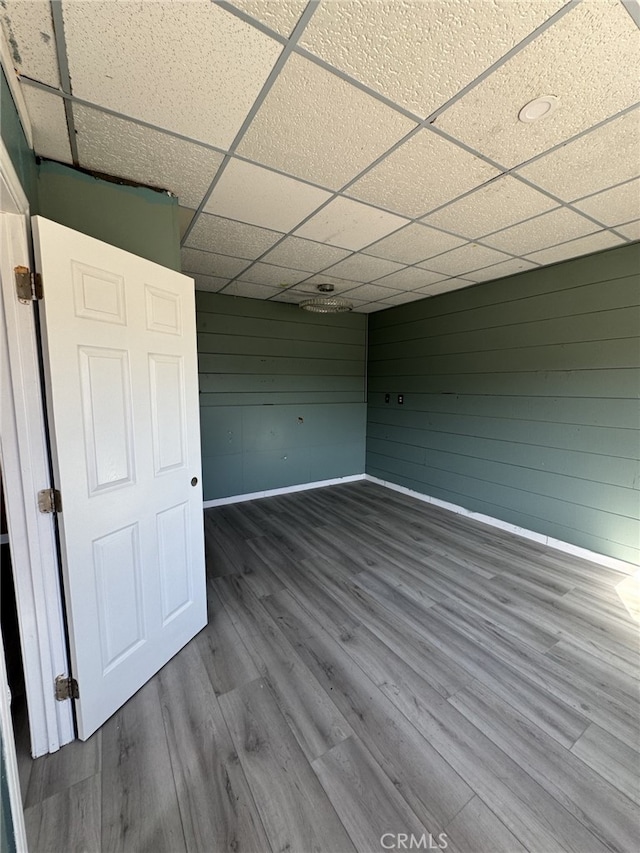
[2,0,639,313]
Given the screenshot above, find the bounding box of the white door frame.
[0,138,74,756]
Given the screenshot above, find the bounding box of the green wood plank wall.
[367,243,640,565]
[37,160,180,271]
[197,292,367,500]
[1,66,37,206]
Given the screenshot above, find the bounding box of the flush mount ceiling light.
[299,283,353,313]
[518,95,560,123]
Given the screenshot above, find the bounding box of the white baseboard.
[365,475,638,575]
[202,473,366,508]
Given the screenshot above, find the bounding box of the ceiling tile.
[260,236,351,272]
[22,87,72,163]
[517,109,640,200]
[222,281,283,299]
[524,231,625,266]
[227,0,308,36]
[181,248,251,278]
[74,105,223,209]
[62,0,282,149]
[298,0,565,118]
[435,0,640,167]
[346,129,499,217]
[573,179,640,228]
[0,1,60,86]
[324,254,405,283]
[616,219,640,241]
[336,283,403,301]
[363,223,466,265]
[463,258,539,282]
[374,267,446,290]
[415,279,475,297]
[420,244,512,276]
[422,176,559,239]
[482,208,601,255]
[237,262,309,287]
[185,213,283,258]
[192,274,230,292]
[204,159,331,231]
[178,207,196,240]
[294,196,408,250]
[237,53,416,188]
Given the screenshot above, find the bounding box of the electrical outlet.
[398,394,404,405]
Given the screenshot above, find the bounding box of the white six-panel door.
[32,216,207,740]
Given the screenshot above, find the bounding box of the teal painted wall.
[196,292,367,500]
[367,243,640,565]
[37,160,180,271]
[1,67,37,206]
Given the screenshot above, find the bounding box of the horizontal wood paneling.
[372,245,637,332]
[198,354,363,377]
[196,293,366,499]
[369,305,639,359]
[367,244,640,565]
[369,369,639,398]
[368,410,639,461]
[367,394,638,430]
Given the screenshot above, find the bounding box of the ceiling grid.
[2,0,638,312]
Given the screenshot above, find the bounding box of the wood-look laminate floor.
[18,481,640,853]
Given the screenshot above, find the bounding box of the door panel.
[32,216,207,739]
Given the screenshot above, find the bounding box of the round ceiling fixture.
[518,95,559,123]
[299,296,353,313]
[299,284,353,313]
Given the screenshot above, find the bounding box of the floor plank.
[100,678,186,853]
[25,727,101,809]
[216,574,354,761]
[570,723,640,806]
[24,773,101,853]
[156,641,270,853]
[449,679,639,853]
[263,588,474,832]
[218,677,356,853]
[444,796,528,853]
[312,736,437,852]
[193,579,260,696]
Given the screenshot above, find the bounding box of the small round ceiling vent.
[518,95,560,123]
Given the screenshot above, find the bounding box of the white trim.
[203,473,366,508]
[1,140,74,756]
[364,475,638,575]
[0,629,28,853]
[0,29,33,149]
[0,138,28,216]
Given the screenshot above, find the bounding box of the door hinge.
[38,488,62,514]
[55,675,79,701]
[14,266,43,303]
